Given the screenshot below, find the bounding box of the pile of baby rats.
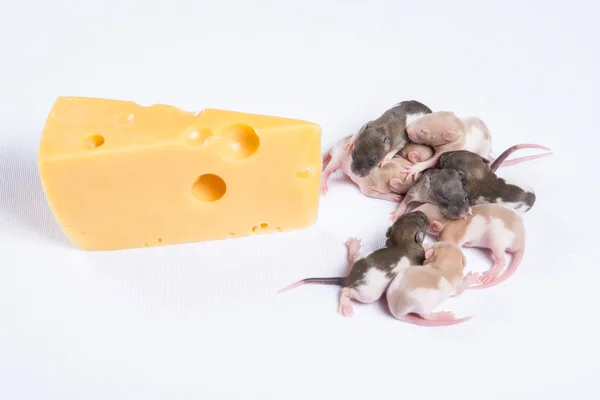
[279,100,553,327]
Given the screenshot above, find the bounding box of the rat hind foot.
[338,288,355,317]
[345,237,362,263]
[480,266,502,285]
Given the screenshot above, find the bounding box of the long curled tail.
[489,144,553,172]
[397,313,473,327]
[469,248,525,290]
[277,277,343,294]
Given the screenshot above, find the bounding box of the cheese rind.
[38,97,322,251]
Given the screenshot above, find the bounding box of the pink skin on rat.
[320,135,434,201]
[386,241,480,326]
[416,202,526,288]
[399,112,552,181]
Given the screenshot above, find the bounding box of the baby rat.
[320,136,434,200]
[439,150,538,213]
[415,202,526,289]
[386,241,480,326]
[277,211,429,317]
[344,100,432,178]
[400,111,551,180]
[389,168,471,222]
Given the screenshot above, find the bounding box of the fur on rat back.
[386,242,468,323]
[350,101,432,177]
[439,150,536,213]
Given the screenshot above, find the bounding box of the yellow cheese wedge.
[38,97,322,251]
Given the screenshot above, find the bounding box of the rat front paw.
[464,272,482,287]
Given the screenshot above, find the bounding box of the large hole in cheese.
[218,124,260,159]
[191,174,227,202]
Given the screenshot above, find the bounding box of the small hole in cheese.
[260,223,268,229]
[191,174,226,202]
[86,134,105,148]
[218,124,260,160]
[184,127,215,147]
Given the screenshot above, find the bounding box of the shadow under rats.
[0,145,73,248]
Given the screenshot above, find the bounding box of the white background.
[1,0,598,399]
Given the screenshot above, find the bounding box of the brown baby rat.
[320,136,434,201]
[389,168,471,222]
[344,100,432,178]
[438,150,538,213]
[277,211,429,317]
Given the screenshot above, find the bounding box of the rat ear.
[385,226,392,238]
[425,248,434,259]
[415,230,425,244]
[383,136,392,146]
[480,156,491,165]
[430,220,443,233]
[442,130,458,142]
[456,170,467,185]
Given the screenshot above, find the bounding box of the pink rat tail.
[398,313,473,327]
[489,143,553,172]
[470,247,525,290]
[277,277,343,294]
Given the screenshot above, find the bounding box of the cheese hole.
[252,223,269,233]
[219,124,260,160]
[275,227,282,232]
[296,167,314,178]
[191,174,226,202]
[86,134,105,148]
[185,127,214,147]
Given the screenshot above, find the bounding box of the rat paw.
[338,302,354,317]
[480,268,501,285]
[319,181,329,196]
[391,194,404,203]
[344,138,356,152]
[344,237,362,254]
[464,272,482,287]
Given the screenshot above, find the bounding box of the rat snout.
[445,205,469,220]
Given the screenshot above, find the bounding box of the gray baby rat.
[389,168,471,222]
[438,150,538,213]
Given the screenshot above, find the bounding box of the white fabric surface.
[1,1,598,398]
